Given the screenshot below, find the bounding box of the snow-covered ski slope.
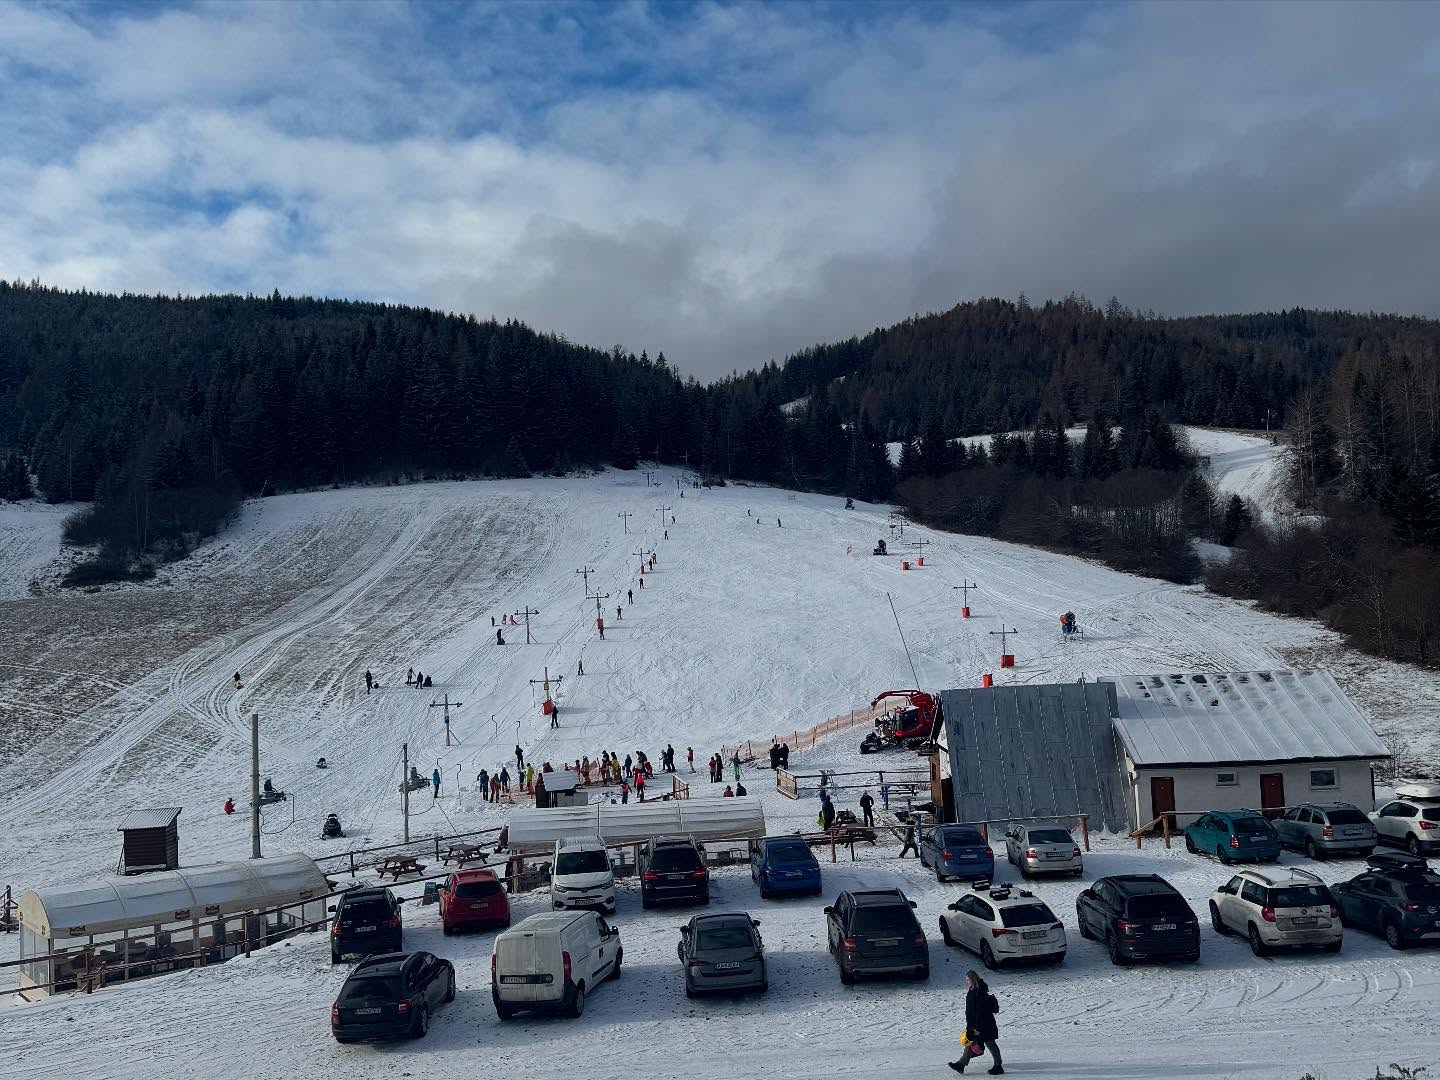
[2,467,1439,1078]
[1181,426,1287,515]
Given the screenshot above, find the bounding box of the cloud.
[1,1,1438,379]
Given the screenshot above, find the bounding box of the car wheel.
[569,981,586,1018]
[915,965,929,981]
[935,866,945,883]
[1019,863,1031,880]
[443,970,456,1002]
[494,997,515,1021]
[759,887,771,900]
[1184,834,1197,854]
[1247,924,1269,957]
[1408,835,1422,857]
[1359,847,1375,859]
[334,1036,353,1045]
[839,965,855,986]
[611,947,623,979]
[1049,952,1065,965]
[1209,902,1227,935]
[1107,935,1128,966]
[1216,845,1229,864]
[684,982,697,999]
[939,918,955,946]
[1384,920,1407,950]
[1305,838,1320,860]
[442,923,453,936]
[1322,939,1342,953]
[642,894,654,910]
[330,950,342,965]
[980,941,999,971]
[1076,909,1093,940]
[412,1003,430,1039]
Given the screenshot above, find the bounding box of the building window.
[1310,768,1337,789]
[1215,772,1238,786]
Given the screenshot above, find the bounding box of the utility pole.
[953,581,977,618]
[575,565,595,594]
[632,547,654,573]
[529,667,564,707]
[587,589,611,618]
[429,694,463,747]
[911,536,931,560]
[617,510,633,534]
[402,742,410,844]
[989,626,1020,668]
[656,504,671,528]
[249,713,261,859]
[513,606,539,644]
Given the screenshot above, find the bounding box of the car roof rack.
[1366,850,1430,874]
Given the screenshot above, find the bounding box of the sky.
[2,1,1439,380]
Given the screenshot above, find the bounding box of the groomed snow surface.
[0,464,1436,1078]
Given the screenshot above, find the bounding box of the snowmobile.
[257,778,288,806]
[321,813,344,839]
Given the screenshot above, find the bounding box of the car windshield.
[942,828,986,846]
[1233,818,1273,834]
[696,923,753,950]
[454,881,502,899]
[1127,895,1190,920]
[650,848,702,872]
[853,906,915,933]
[767,842,813,864]
[1000,903,1055,928]
[556,850,609,876]
[1270,885,1330,907]
[1326,808,1369,826]
[340,976,398,1001]
[1029,829,1072,845]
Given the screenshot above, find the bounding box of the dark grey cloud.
[1,2,1437,380]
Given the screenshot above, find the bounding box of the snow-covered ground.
[1181,427,1288,517]
[0,501,70,600]
[1,467,1436,1077]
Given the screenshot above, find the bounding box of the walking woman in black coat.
[950,969,1003,1074]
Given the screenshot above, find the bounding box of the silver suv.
[1275,803,1377,860]
[1004,823,1083,878]
[1208,867,1341,956]
[1371,783,1440,857]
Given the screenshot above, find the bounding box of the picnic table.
[443,843,488,867]
[375,855,426,881]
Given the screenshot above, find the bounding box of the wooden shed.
[117,808,181,875]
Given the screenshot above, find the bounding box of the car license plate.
[501,975,529,984]
[470,902,488,910]
[958,853,975,859]
[1153,923,1176,931]
[1291,917,1316,928]
[1022,931,1047,940]
[667,874,686,881]
[356,1007,381,1015]
[356,926,376,933]
[874,938,899,947]
[1044,852,1065,860]
[715,961,742,969]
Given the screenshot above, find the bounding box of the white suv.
[551,836,616,913]
[938,883,1067,969]
[1372,782,1440,857]
[1208,867,1342,956]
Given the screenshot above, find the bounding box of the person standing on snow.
[859,790,876,828]
[635,770,646,801]
[499,767,511,794]
[687,746,695,773]
[432,768,442,799]
[819,792,836,830]
[731,751,742,783]
[515,745,525,771]
[479,768,490,801]
[627,588,633,604]
[950,970,1003,1074]
[496,628,505,645]
[364,669,373,694]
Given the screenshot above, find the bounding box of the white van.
[491,910,622,1019]
[551,836,616,912]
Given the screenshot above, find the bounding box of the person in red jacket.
[223,798,235,815]
[635,770,646,802]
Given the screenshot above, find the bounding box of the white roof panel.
[506,799,765,856]
[1100,669,1390,768]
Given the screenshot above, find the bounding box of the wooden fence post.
[1080,815,1090,851]
[1162,816,1171,849]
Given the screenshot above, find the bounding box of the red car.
[438,869,511,934]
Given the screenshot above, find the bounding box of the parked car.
[939,883,1066,969]
[641,835,710,908]
[824,888,928,984]
[920,824,996,882]
[677,911,767,997]
[1275,803,1377,860]
[750,836,822,898]
[331,951,455,1042]
[330,887,403,964]
[1004,823,1083,878]
[551,836,616,913]
[438,868,510,934]
[1331,851,1440,949]
[1075,875,1200,965]
[1208,867,1342,955]
[1183,810,1281,863]
[491,910,622,1020]
[1371,782,1440,856]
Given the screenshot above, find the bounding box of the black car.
[1075,874,1200,965]
[1331,852,1440,950]
[331,951,455,1042]
[331,887,403,963]
[641,836,710,908]
[824,888,929,984]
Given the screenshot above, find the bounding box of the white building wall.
[1129,758,1377,829]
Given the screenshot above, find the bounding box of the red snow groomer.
[860,689,940,754]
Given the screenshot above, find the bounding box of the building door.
[1150,776,1176,833]
[1260,773,1285,817]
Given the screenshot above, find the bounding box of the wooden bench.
[375,855,426,881]
[443,843,488,867]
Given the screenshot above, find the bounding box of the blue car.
[920,825,995,882]
[750,836,822,898]
[1184,810,1282,864]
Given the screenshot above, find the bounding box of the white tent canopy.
[19,853,328,938]
[506,800,765,856]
